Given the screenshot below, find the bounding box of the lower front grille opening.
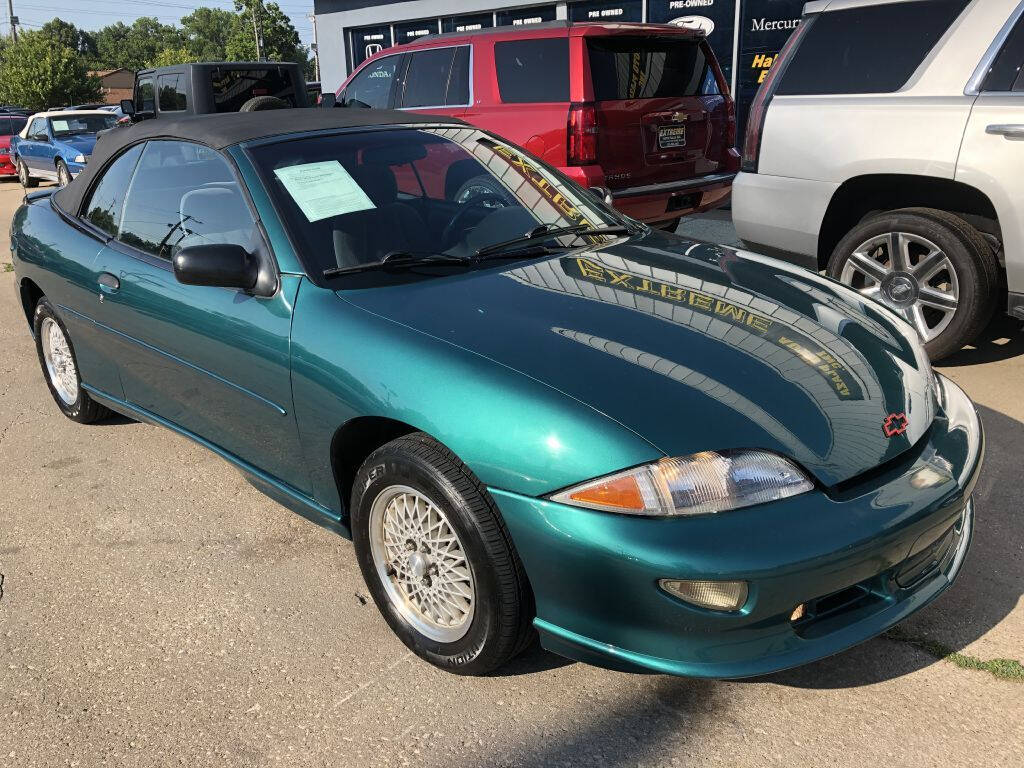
[791,582,880,639]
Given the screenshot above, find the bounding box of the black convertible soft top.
[54,108,466,215]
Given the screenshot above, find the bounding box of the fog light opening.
[659,579,748,612]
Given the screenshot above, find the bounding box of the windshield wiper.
[474,223,632,259]
[322,250,471,277]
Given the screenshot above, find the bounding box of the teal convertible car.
[11,110,982,677]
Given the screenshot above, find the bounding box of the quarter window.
[776,0,970,96]
[84,143,145,237]
[117,141,256,258]
[343,54,401,108]
[157,73,188,111]
[494,39,569,103]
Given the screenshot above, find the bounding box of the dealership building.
[312,0,805,131]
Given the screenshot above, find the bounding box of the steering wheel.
[441,193,510,249]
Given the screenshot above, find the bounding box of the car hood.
[339,233,935,487]
[56,134,98,155]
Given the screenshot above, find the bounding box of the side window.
[118,141,256,258]
[447,46,471,105]
[84,143,145,237]
[983,15,1024,92]
[135,77,155,113]
[157,73,187,112]
[401,48,456,108]
[494,39,569,103]
[27,118,46,139]
[343,55,401,108]
[0,117,11,136]
[776,0,970,95]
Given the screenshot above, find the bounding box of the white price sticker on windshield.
[51,120,69,132]
[273,160,375,222]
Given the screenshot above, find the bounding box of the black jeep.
[122,62,311,121]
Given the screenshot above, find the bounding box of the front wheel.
[18,159,37,188]
[351,433,534,675]
[33,298,111,423]
[56,159,71,187]
[827,208,998,360]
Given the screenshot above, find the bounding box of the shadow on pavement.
[941,315,1024,367]
[472,675,718,768]
[760,403,1022,688]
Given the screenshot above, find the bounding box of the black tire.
[56,159,71,187]
[827,207,998,361]
[18,159,37,188]
[351,433,534,675]
[239,95,290,112]
[32,297,111,423]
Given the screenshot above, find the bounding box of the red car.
[336,21,738,230]
[0,114,28,177]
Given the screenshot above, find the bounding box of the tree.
[150,46,195,68]
[39,18,97,58]
[92,17,186,70]
[0,30,101,110]
[227,1,309,67]
[181,7,236,61]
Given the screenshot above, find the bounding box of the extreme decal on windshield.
[563,256,863,401]
[485,141,602,240]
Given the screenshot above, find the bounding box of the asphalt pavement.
[1,181,1021,766]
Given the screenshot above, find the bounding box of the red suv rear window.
[587,36,707,100]
[494,38,569,103]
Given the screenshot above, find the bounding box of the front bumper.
[491,374,982,677]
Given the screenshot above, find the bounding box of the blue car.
[11,110,117,188]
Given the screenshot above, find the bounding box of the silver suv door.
[958,5,1024,314]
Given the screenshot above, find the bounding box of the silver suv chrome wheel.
[368,485,475,643]
[839,231,959,343]
[40,316,79,405]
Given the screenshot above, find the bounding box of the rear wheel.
[827,208,998,360]
[351,433,533,675]
[18,159,37,188]
[33,298,111,423]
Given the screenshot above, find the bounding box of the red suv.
[336,21,738,229]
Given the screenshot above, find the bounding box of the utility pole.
[251,1,263,61]
[7,0,17,42]
[308,13,320,81]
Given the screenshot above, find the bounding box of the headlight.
[549,450,813,516]
[73,154,86,163]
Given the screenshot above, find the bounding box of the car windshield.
[248,127,627,281]
[49,114,117,137]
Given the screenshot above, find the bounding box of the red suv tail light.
[568,103,598,166]
[741,17,812,173]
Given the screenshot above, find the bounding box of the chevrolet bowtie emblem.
[882,412,909,438]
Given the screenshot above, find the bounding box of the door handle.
[98,272,120,292]
[985,124,1024,139]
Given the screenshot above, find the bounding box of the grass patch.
[2,262,12,272]
[885,625,1023,681]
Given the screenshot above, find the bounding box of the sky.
[0,0,316,48]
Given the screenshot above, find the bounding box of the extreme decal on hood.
[562,255,864,402]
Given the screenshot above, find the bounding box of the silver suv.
[733,0,1024,359]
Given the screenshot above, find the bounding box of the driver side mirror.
[319,92,337,108]
[120,99,135,117]
[172,244,258,291]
